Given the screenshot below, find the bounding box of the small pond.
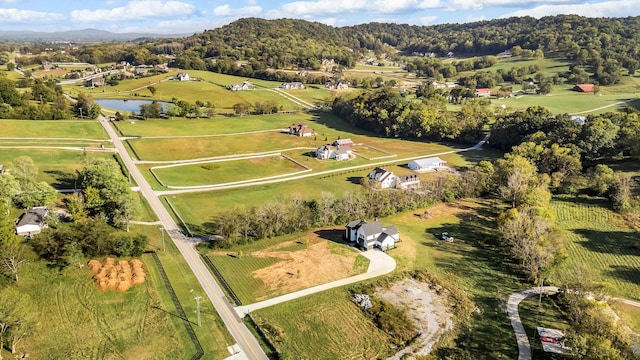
[96,99,171,113]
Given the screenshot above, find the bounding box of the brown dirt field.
[251,234,358,298]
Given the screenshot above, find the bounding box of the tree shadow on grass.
[606,265,640,286]
[573,229,640,256]
[45,169,76,189]
[419,203,525,358]
[152,305,195,325]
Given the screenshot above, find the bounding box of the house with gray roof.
[345,219,400,251]
[16,207,48,236]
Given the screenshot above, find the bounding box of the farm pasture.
[0,119,108,139]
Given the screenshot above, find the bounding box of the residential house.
[574,84,595,93]
[397,174,420,189]
[154,64,169,73]
[314,144,352,161]
[368,167,397,189]
[332,138,354,147]
[475,88,491,97]
[571,116,587,125]
[229,81,253,91]
[175,72,190,81]
[287,123,315,137]
[85,77,105,88]
[408,157,446,172]
[16,207,48,236]
[432,81,457,89]
[280,82,305,89]
[325,80,349,90]
[345,219,400,251]
[133,66,148,76]
[42,61,55,71]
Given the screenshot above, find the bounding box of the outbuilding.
[16,207,48,236]
[408,157,446,172]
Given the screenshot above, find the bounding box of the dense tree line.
[332,87,485,143]
[0,73,75,120]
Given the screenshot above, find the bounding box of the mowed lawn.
[0,149,115,186]
[205,231,369,304]
[252,289,393,359]
[114,114,302,137]
[551,196,640,301]
[152,155,308,187]
[0,119,108,139]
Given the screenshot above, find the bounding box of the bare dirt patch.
[251,235,357,299]
[378,278,453,358]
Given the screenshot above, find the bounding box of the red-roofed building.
[475,88,491,97]
[574,84,595,92]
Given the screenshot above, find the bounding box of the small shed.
[16,207,49,236]
[408,157,446,172]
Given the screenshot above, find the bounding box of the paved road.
[235,249,396,316]
[98,116,268,360]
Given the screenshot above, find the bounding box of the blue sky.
[1,0,639,34]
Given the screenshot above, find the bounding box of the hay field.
[207,231,368,303]
[18,261,191,359]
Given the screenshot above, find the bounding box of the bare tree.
[0,241,31,282]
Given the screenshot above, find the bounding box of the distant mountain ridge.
[0,28,184,42]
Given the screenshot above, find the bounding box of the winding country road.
[98,116,268,360]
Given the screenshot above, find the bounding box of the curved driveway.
[234,249,396,316]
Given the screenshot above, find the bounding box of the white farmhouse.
[345,219,400,251]
[368,167,397,189]
[408,157,446,172]
[16,207,48,236]
[314,144,352,161]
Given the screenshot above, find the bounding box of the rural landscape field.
[1,9,640,360]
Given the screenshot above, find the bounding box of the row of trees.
[332,87,485,143]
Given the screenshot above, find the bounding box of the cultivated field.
[206,230,369,304]
[551,196,640,300]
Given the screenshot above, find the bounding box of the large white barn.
[408,157,446,172]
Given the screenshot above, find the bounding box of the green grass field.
[115,114,302,137]
[518,296,571,360]
[0,149,115,187]
[551,196,640,301]
[0,119,108,139]
[252,288,393,359]
[17,260,191,359]
[152,155,308,187]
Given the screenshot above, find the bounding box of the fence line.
[150,252,204,360]
[201,255,242,306]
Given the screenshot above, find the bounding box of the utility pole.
[194,296,202,327]
[79,107,83,119]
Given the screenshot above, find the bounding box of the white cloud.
[270,0,442,17]
[444,0,573,11]
[213,4,262,17]
[0,8,64,23]
[503,0,640,18]
[71,0,197,22]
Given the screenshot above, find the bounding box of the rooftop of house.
[16,207,48,227]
